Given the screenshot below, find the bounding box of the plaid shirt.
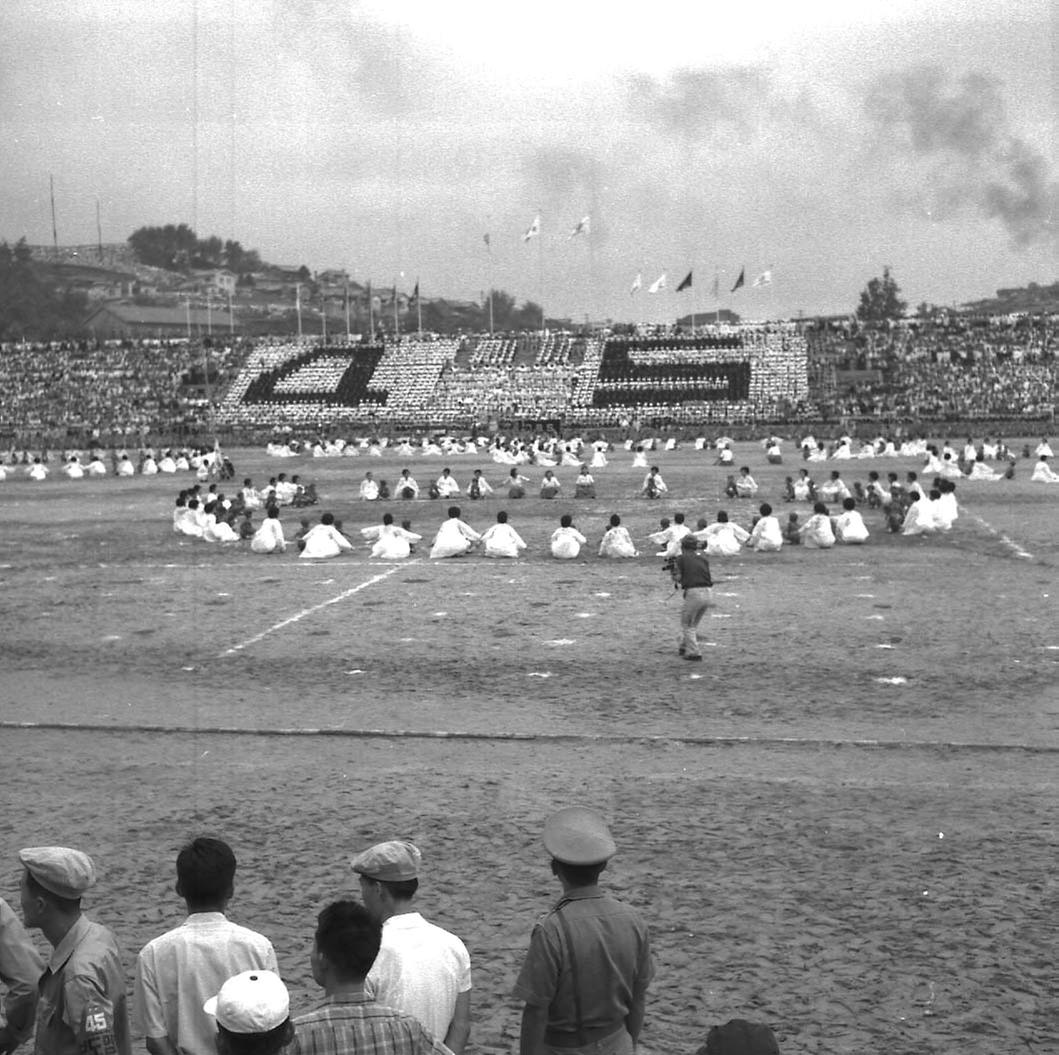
[291,993,451,1055]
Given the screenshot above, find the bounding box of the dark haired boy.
[291,901,448,1055]
[134,838,277,1055]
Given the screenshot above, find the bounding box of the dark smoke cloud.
[625,66,772,138]
[864,65,1056,248]
[269,1,421,117]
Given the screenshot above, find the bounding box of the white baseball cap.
[204,971,290,1034]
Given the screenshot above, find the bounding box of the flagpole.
[296,283,303,339]
[392,278,399,338]
[417,276,422,337]
[345,278,351,341]
[321,286,327,341]
[538,212,545,331]
[228,288,234,336]
[368,280,374,338]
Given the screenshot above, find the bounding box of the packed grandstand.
[0,314,1055,444]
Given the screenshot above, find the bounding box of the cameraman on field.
[667,534,714,661]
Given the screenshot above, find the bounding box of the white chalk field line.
[222,561,412,655]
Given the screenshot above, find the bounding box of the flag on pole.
[648,272,667,294]
[752,269,772,287]
[483,233,491,249]
[676,271,692,292]
[630,273,642,294]
[410,280,419,304]
[711,273,720,299]
[569,215,590,239]
[731,267,745,293]
[522,214,540,242]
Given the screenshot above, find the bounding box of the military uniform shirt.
[34,916,131,1055]
[512,887,653,1040]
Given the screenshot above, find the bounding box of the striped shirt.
[292,994,451,1055]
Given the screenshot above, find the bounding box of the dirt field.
[0,440,1055,1055]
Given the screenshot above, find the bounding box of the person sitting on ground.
[598,514,638,558]
[467,470,493,499]
[507,468,530,499]
[934,479,959,531]
[747,503,783,552]
[550,514,586,559]
[701,511,751,557]
[642,466,667,498]
[865,471,888,509]
[792,469,815,503]
[299,513,354,559]
[434,468,462,499]
[781,476,795,502]
[539,470,561,499]
[784,512,801,545]
[798,502,836,549]
[396,469,420,500]
[249,508,288,555]
[238,511,255,541]
[646,516,675,553]
[360,513,421,560]
[359,472,380,501]
[968,453,1004,481]
[734,466,758,498]
[479,510,527,558]
[429,506,481,559]
[723,474,738,499]
[818,470,851,503]
[659,513,691,557]
[573,465,596,499]
[716,443,734,466]
[203,502,240,543]
[834,496,870,544]
[1031,454,1059,482]
[901,489,938,536]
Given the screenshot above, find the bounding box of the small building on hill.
[82,302,237,338]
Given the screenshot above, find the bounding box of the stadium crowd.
[806,315,1058,419]
[1,317,1055,446]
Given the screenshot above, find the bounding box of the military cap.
[543,807,616,865]
[19,846,97,899]
[350,840,421,882]
[204,970,290,1034]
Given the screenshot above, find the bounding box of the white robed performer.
[1031,456,1059,482]
[700,514,751,557]
[747,504,783,551]
[550,515,586,559]
[300,513,354,558]
[361,514,421,559]
[598,515,638,558]
[251,508,286,553]
[834,499,870,543]
[799,504,836,549]
[430,505,482,558]
[480,511,527,558]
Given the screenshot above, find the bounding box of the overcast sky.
[1,0,1055,323]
